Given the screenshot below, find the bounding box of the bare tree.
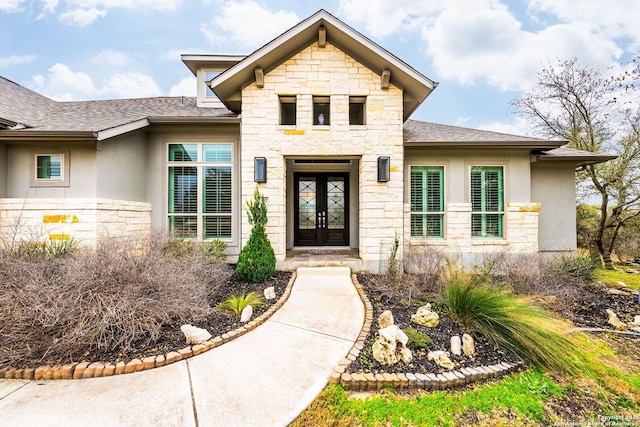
[513,58,640,269]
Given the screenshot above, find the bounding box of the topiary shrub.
[236,187,276,282]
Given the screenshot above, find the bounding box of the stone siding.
[0,198,151,247]
[241,42,404,272]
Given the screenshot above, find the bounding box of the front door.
[294,173,349,246]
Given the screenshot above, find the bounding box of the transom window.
[471,166,504,238]
[349,96,366,125]
[410,166,444,238]
[279,96,296,125]
[167,143,233,240]
[313,96,330,125]
[36,154,63,181]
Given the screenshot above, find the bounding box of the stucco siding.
[96,131,147,201]
[531,164,577,252]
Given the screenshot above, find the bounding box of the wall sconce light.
[377,156,390,182]
[254,157,267,183]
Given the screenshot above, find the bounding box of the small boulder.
[606,309,627,330]
[399,346,413,364]
[372,325,412,366]
[378,310,394,329]
[606,288,631,296]
[450,336,461,356]
[462,333,476,357]
[240,305,253,322]
[606,281,627,290]
[264,286,276,300]
[428,350,455,370]
[411,304,440,328]
[633,315,640,326]
[180,324,212,345]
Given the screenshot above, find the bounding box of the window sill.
[470,239,508,245]
[312,125,331,131]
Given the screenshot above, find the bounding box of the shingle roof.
[0,76,236,136]
[403,119,557,145]
[532,146,617,165]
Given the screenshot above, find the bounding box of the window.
[470,166,504,238]
[36,154,62,180]
[349,96,366,125]
[31,152,69,187]
[204,71,220,97]
[313,96,330,125]
[410,166,444,238]
[168,143,233,240]
[279,96,296,125]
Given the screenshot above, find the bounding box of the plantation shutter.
[471,166,504,238]
[410,166,444,238]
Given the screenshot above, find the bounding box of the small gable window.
[349,96,366,125]
[280,96,297,125]
[205,71,220,97]
[313,96,330,125]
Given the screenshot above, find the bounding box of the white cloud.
[201,0,299,50]
[476,117,536,137]
[103,72,162,98]
[0,54,37,67]
[169,76,196,97]
[66,0,181,10]
[87,49,133,69]
[0,0,25,12]
[27,63,161,100]
[339,0,632,93]
[59,7,106,27]
[30,63,98,101]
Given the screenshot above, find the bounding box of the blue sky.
[2,0,639,136]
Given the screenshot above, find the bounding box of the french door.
[294,173,349,246]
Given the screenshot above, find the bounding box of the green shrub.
[201,239,227,260]
[403,327,432,349]
[442,265,589,375]
[217,291,266,316]
[236,187,276,282]
[162,238,194,258]
[11,237,78,259]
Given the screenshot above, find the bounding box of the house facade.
[0,10,612,272]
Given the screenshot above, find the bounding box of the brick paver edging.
[329,274,521,391]
[0,272,298,381]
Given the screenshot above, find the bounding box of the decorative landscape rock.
[378,310,394,329]
[462,333,476,357]
[240,305,253,322]
[411,303,440,327]
[427,350,455,370]
[606,281,627,290]
[606,309,627,330]
[180,324,212,345]
[264,286,276,300]
[607,288,631,296]
[450,335,461,356]
[372,325,412,366]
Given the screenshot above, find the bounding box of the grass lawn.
[594,268,640,291]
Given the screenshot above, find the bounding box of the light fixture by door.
[254,157,267,183]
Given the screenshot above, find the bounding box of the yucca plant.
[442,263,591,376]
[217,291,266,316]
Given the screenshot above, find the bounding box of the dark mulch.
[80,270,292,364]
[348,274,640,376]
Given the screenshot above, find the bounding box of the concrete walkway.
[0,267,364,427]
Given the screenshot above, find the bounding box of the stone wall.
[0,198,151,247]
[404,202,540,256]
[241,41,404,272]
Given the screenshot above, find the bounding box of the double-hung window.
[168,143,233,240]
[410,166,444,238]
[470,166,504,238]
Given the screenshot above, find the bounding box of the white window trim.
[30,150,70,188]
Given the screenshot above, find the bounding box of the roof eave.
[404,141,564,149]
[531,154,617,166]
[0,130,96,142]
[209,9,437,119]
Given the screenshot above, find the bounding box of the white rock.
[462,334,476,357]
[633,315,640,326]
[372,338,398,365]
[372,325,412,365]
[411,304,440,327]
[607,288,631,296]
[180,324,212,345]
[427,350,455,370]
[606,281,627,290]
[399,346,413,364]
[379,325,408,347]
[240,305,253,322]
[263,286,276,300]
[378,310,394,329]
[606,309,627,330]
[450,335,461,356]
